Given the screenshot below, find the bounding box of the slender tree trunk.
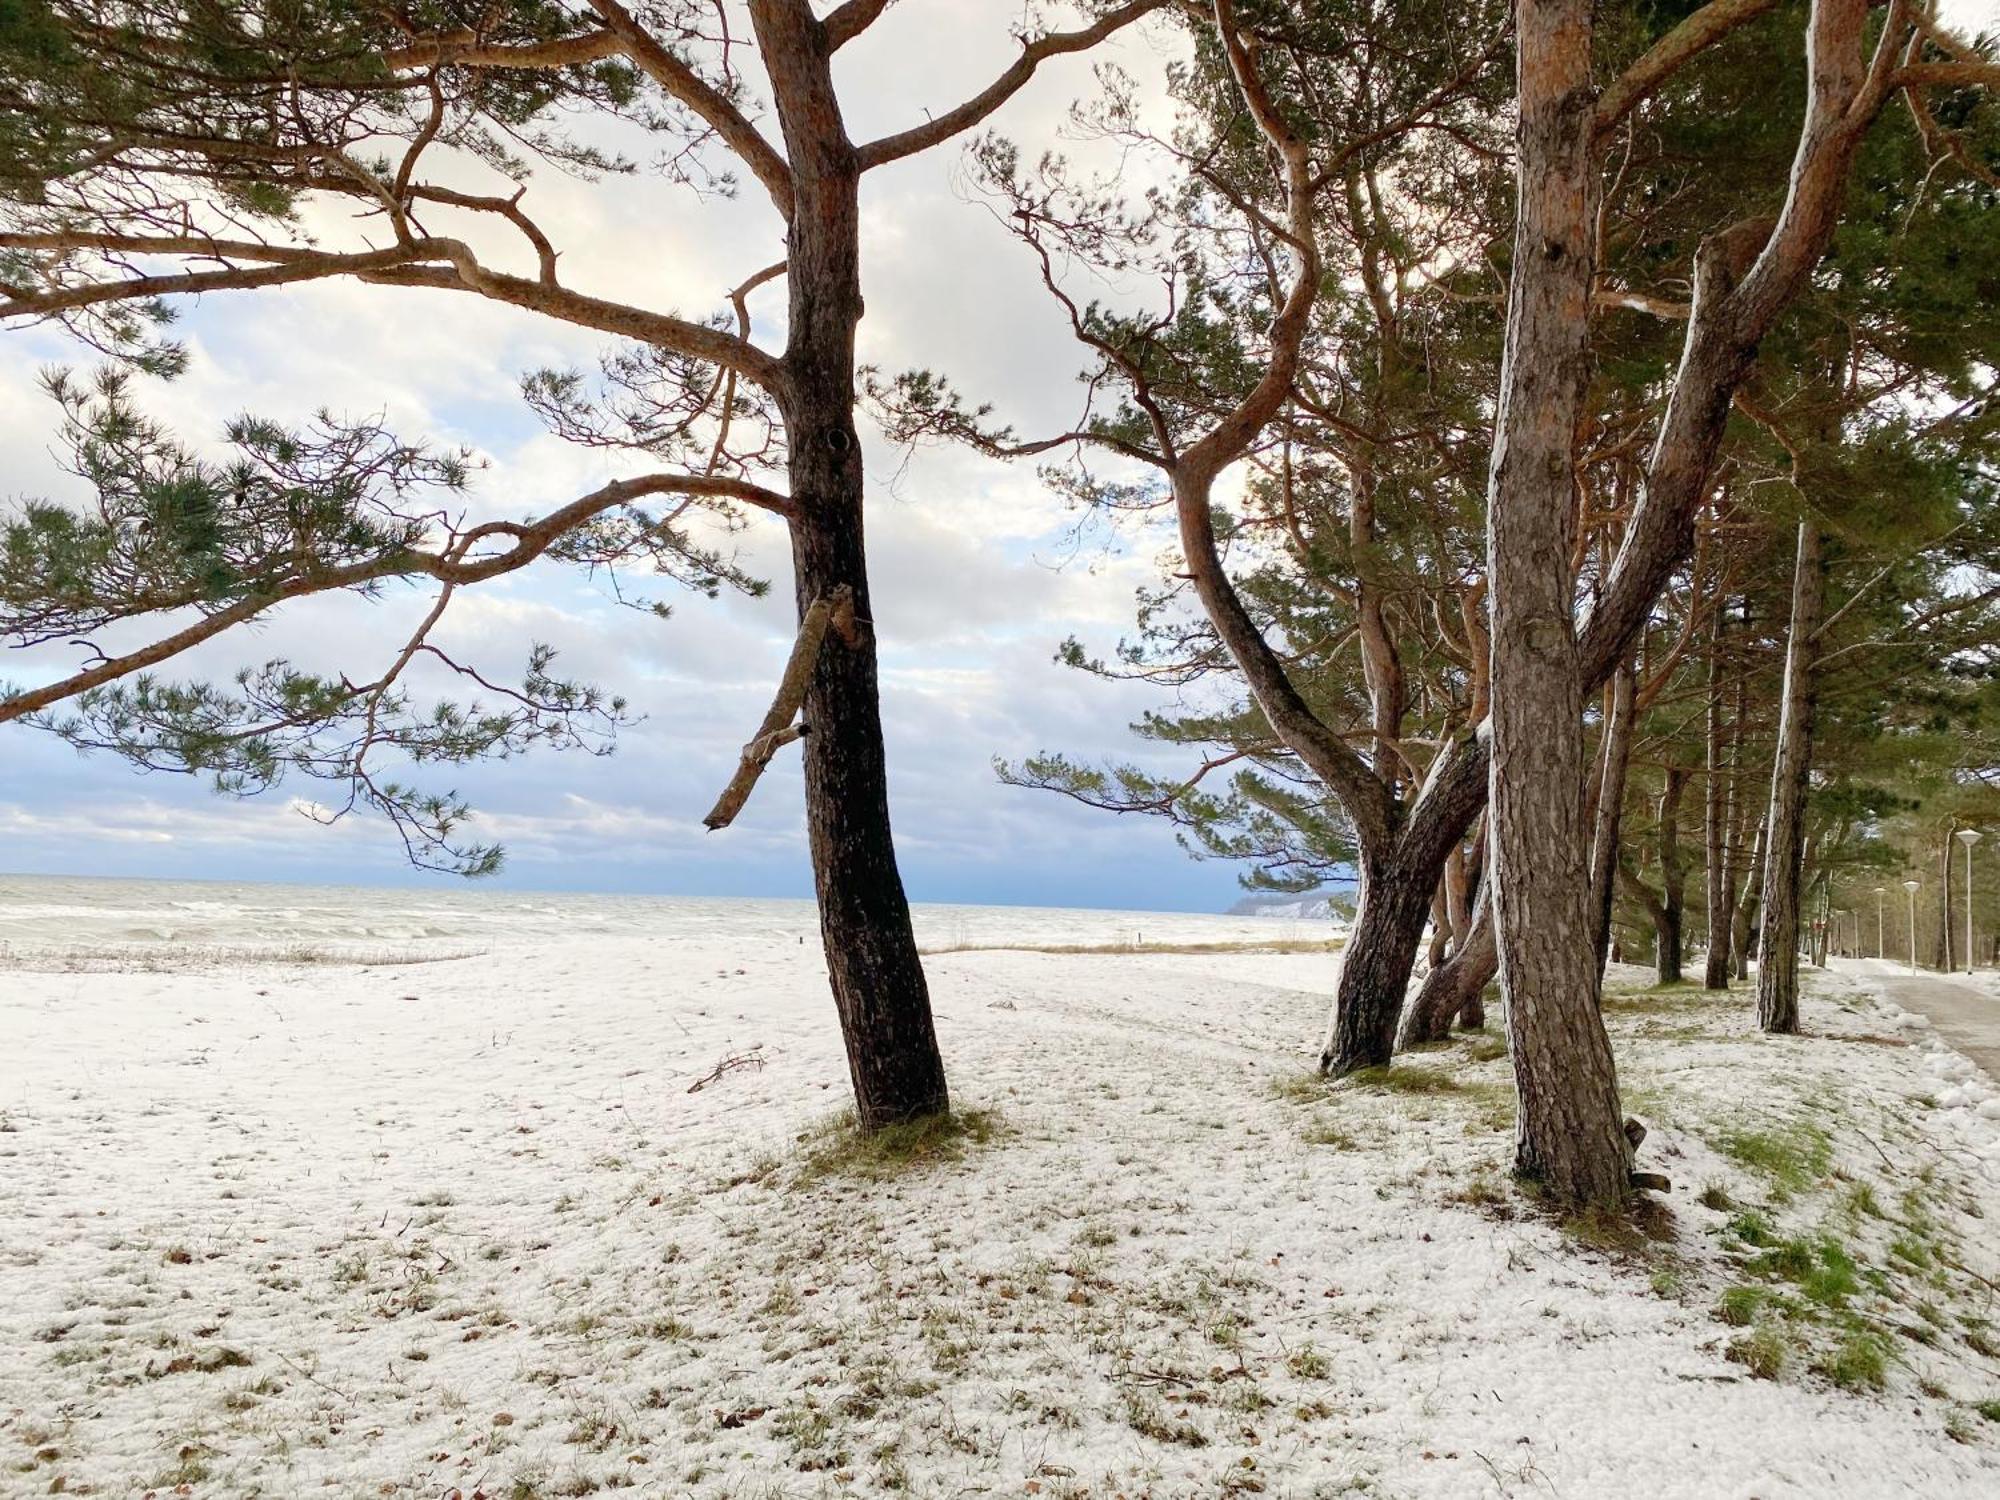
[1426,886,1452,969]
[1938,829,1955,972]
[1592,662,1637,978]
[1756,519,1824,1036]
[1655,766,1688,984]
[757,0,947,1127]
[1731,815,1766,981]
[1703,602,1733,987]
[1485,0,1630,1207]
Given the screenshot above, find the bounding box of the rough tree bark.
[753,0,946,1125]
[1591,663,1639,978]
[1485,0,1633,1206]
[1755,518,1825,1036]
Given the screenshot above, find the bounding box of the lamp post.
[1904,879,1921,975]
[1875,887,1886,959]
[1957,829,1983,974]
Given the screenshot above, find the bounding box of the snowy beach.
[4,879,2000,1497]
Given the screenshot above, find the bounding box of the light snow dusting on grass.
[3,911,2000,1496]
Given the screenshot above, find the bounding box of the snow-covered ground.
[3,884,2000,1497]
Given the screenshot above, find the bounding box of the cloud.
[0,3,1249,914]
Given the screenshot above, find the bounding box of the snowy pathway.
[1846,959,2000,1078]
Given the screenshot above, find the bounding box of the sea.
[0,873,1332,960]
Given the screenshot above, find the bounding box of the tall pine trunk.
[1702,602,1734,988]
[1485,0,1631,1207]
[1655,766,1688,984]
[1755,519,1824,1036]
[759,0,947,1127]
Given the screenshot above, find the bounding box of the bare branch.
[855,0,1166,170]
[585,0,796,215]
[703,587,848,829]
[823,0,896,50]
[1594,0,1782,138]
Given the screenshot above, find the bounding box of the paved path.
[1845,959,2000,1079]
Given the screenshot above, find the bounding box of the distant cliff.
[1225,890,1354,923]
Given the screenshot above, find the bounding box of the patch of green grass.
[1269,1072,1329,1105]
[1815,1330,1889,1391]
[1561,1202,1652,1255]
[1889,1233,1935,1271]
[1718,1284,1765,1327]
[1286,1344,1330,1380]
[1119,1388,1208,1448]
[1745,1234,1859,1308]
[1463,1035,1509,1063]
[1974,1398,2000,1422]
[1716,1121,1833,1198]
[791,1108,1003,1184]
[1340,1065,1464,1096]
[1301,1120,1358,1149]
[1723,1209,1776,1248]
[1726,1325,1790,1380]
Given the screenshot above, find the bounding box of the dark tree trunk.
[1756,519,1824,1036]
[756,0,947,1128]
[1323,849,1437,1072]
[1399,884,1497,1047]
[1591,663,1637,978]
[1485,0,1631,1208]
[1655,766,1689,984]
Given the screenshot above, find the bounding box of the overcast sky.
[3,1,1995,912]
[0,3,1275,911]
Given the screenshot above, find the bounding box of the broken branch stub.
[702,586,851,830]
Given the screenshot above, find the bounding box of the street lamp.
[1957,829,1983,974]
[1875,887,1886,960]
[1904,879,1921,975]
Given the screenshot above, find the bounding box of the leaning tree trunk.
[1399,884,1497,1047]
[759,0,947,1127]
[1756,519,1825,1036]
[1485,0,1631,1207]
[1323,849,1438,1072]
